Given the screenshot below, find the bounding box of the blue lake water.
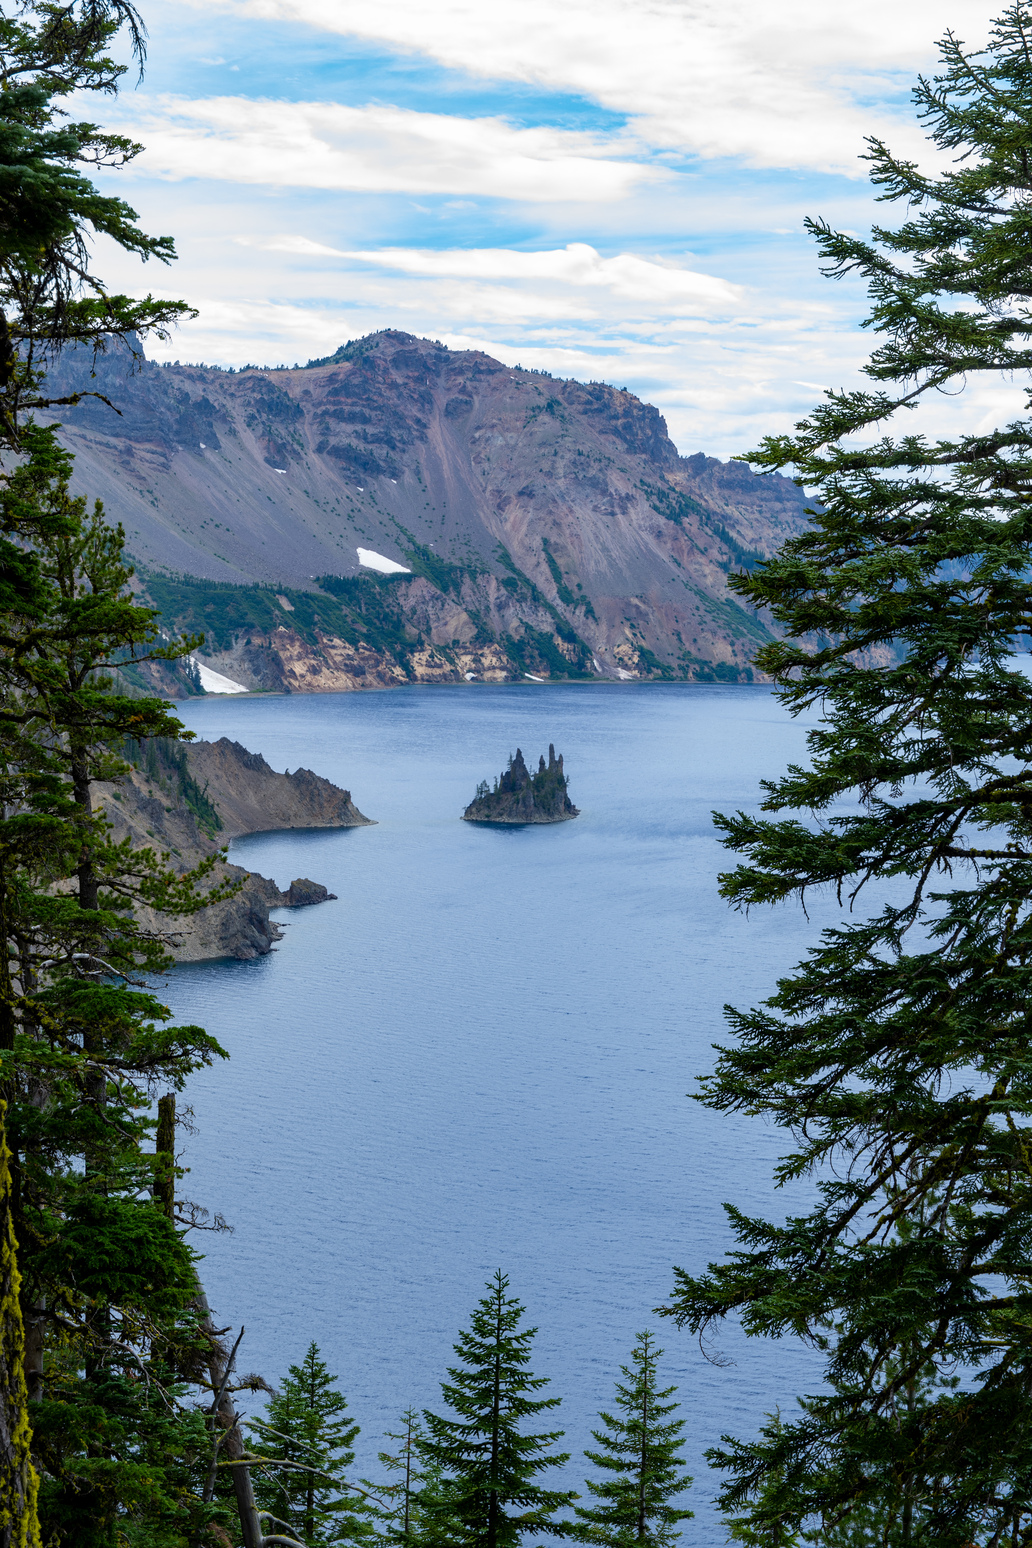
[164,682,840,1543]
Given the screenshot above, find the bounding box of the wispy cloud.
[91,0,1002,457]
[257,239,744,311]
[113,94,662,201]
[187,0,994,173]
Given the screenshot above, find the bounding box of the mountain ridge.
[44,329,810,685]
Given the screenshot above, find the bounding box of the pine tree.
[659,4,1032,1543]
[250,1342,372,1547]
[575,1332,692,1548]
[418,1271,578,1548]
[722,1414,798,1548]
[373,1410,428,1547]
[1,434,236,1548]
[0,0,193,446]
[0,7,246,1544]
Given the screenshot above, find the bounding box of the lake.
[164,681,839,1543]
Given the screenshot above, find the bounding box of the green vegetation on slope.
[141,569,417,658]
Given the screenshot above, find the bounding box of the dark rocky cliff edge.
[99,738,373,961]
[463,746,578,825]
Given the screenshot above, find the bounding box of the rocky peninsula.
[99,737,373,960]
[463,746,579,825]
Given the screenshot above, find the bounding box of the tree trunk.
[0,1103,40,1548]
[488,1300,502,1548]
[153,1094,175,1218]
[196,1286,263,1548]
[155,1096,263,1548]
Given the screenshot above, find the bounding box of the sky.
[85,0,1011,458]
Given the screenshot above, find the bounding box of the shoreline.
[170,675,768,703]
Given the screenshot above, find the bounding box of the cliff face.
[99,738,372,961]
[185,738,370,837]
[43,330,812,684]
[463,746,579,825]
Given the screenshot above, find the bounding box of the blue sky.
[86,0,1010,458]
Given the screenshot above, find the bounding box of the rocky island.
[463,746,579,825]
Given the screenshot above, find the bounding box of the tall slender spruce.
[575,1332,692,1548]
[419,1272,578,1548]
[374,1410,431,1547]
[660,5,1032,1544]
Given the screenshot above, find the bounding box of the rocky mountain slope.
[101,737,372,960]
[45,330,812,685]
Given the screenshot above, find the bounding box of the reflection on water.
[163,683,837,1542]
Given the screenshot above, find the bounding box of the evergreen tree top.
[577,1332,692,1548]
[420,1272,578,1548]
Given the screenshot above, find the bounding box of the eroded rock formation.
[463,745,579,825]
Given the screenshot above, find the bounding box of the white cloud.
[258,239,744,312]
[186,0,997,173]
[112,94,660,201]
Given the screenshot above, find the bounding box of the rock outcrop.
[43,330,814,684]
[186,738,370,837]
[98,739,371,961]
[463,746,579,825]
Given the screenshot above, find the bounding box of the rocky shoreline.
[99,737,373,961]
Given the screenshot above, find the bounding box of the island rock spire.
[462,746,579,824]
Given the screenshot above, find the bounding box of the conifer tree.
[373,1410,432,1547]
[0,0,193,445]
[660,4,1032,1543]
[419,1272,578,1548]
[0,4,226,1539]
[575,1332,692,1548]
[250,1342,372,1547]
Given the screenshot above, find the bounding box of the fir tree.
[1,433,234,1548]
[250,1342,372,1547]
[0,6,237,1544]
[660,4,1032,1543]
[575,1332,692,1548]
[373,1410,427,1547]
[0,0,193,448]
[722,1414,800,1548]
[419,1271,578,1548]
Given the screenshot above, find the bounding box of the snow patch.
[357,547,411,575]
[192,657,249,694]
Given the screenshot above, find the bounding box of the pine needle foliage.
[0,430,233,1547]
[0,0,194,447]
[419,1272,579,1548]
[659,5,1032,1544]
[575,1332,692,1548]
[0,5,233,1544]
[250,1341,372,1547]
[372,1409,435,1548]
